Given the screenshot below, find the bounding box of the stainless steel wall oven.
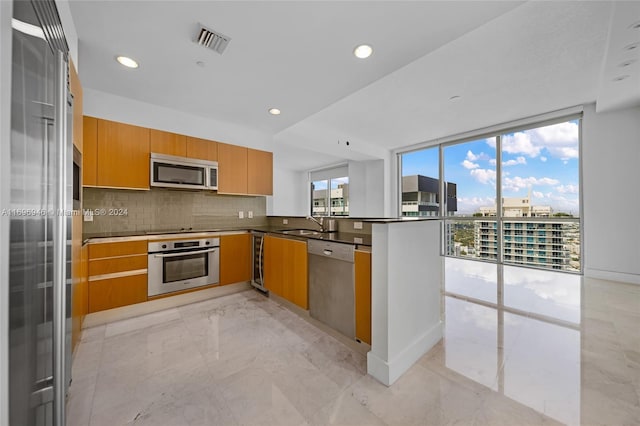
[148,238,219,296]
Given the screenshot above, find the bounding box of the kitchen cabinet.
[186,136,218,161]
[355,249,372,345]
[247,148,273,195]
[88,240,148,312]
[150,129,187,157]
[95,118,150,189]
[217,142,248,194]
[83,116,98,186]
[219,234,252,285]
[264,235,308,309]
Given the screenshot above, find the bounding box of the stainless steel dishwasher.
[308,240,355,339]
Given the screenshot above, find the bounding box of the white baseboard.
[584,268,640,285]
[367,321,443,386]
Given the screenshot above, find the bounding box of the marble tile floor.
[67,276,640,425]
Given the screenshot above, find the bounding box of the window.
[398,115,581,273]
[311,176,349,217]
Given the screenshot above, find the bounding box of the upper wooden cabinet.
[217,142,248,194]
[150,129,186,157]
[186,136,218,161]
[83,116,98,186]
[84,116,149,189]
[69,60,83,153]
[248,148,273,195]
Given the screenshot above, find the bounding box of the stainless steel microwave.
[150,152,218,190]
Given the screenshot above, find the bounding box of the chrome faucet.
[306,215,324,232]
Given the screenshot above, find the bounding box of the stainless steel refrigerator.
[8,0,72,424]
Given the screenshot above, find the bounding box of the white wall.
[83,88,273,151]
[582,103,640,284]
[268,167,308,216]
[0,2,12,423]
[368,220,442,385]
[348,160,385,217]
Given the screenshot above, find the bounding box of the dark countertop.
[84,226,371,246]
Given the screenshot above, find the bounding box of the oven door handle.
[153,248,217,258]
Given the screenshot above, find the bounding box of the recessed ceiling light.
[268,108,281,115]
[612,75,630,82]
[449,95,462,101]
[619,59,636,67]
[116,56,139,68]
[629,20,640,30]
[196,61,205,67]
[353,44,373,59]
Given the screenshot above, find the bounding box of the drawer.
[88,273,147,313]
[89,240,147,259]
[89,254,147,276]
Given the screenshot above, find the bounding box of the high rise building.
[474,195,575,270]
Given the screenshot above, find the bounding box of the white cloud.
[470,168,496,184]
[501,121,579,161]
[503,176,559,192]
[466,150,480,161]
[489,159,496,166]
[502,156,527,167]
[556,184,579,194]
[532,191,544,198]
[456,196,496,213]
[540,156,547,162]
[462,159,479,169]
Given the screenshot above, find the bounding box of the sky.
[402,120,580,215]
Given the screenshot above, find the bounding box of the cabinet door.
[217,142,248,194]
[88,274,148,313]
[186,136,218,161]
[70,60,83,152]
[355,250,372,345]
[283,238,307,309]
[247,148,273,195]
[83,116,98,186]
[150,129,186,157]
[263,235,284,296]
[220,234,252,285]
[97,119,150,189]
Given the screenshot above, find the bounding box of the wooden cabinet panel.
[70,59,83,153]
[247,148,273,195]
[150,129,186,157]
[264,236,284,296]
[83,116,98,186]
[97,119,150,189]
[88,274,147,313]
[264,236,308,309]
[355,250,372,345]
[186,136,218,161]
[89,240,147,259]
[220,234,252,285]
[217,142,248,194]
[89,254,147,276]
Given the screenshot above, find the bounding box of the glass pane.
[443,138,496,258]
[330,177,349,216]
[400,147,440,217]
[500,120,580,272]
[311,180,328,216]
[445,257,497,303]
[164,253,207,283]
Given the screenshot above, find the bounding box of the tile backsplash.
[83,188,267,235]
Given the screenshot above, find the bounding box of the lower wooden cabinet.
[355,249,372,345]
[88,274,148,312]
[264,235,308,309]
[219,233,252,285]
[88,240,148,313]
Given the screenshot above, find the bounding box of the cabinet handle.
[323,249,333,256]
[153,248,217,258]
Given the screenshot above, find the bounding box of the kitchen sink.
[279,229,324,236]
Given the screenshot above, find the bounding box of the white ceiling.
[69,1,639,171]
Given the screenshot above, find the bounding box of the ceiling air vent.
[195,24,230,55]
